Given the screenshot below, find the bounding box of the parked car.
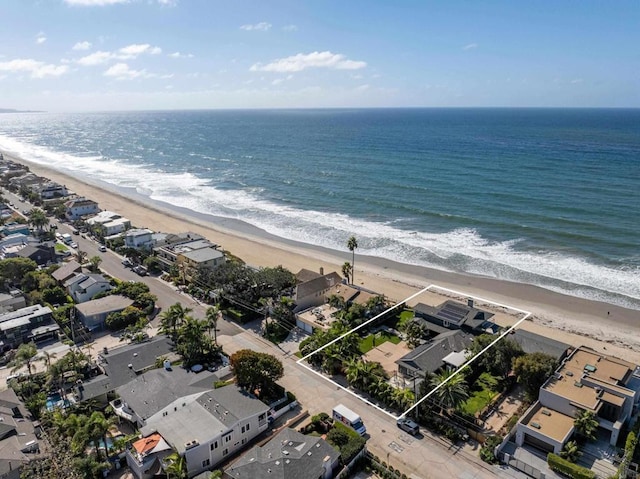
[122,258,133,267]
[98,245,107,252]
[397,417,420,436]
[70,242,78,249]
[133,265,148,276]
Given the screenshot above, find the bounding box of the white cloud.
[571,78,583,84]
[462,43,478,50]
[36,32,47,44]
[157,0,177,5]
[0,58,68,78]
[72,41,92,51]
[118,43,162,58]
[282,25,298,32]
[169,51,194,59]
[64,0,129,5]
[240,22,272,31]
[103,62,148,79]
[250,51,367,73]
[77,50,113,65]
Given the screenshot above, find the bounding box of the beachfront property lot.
[297,284,530,421]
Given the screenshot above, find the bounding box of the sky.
[0,0,638,111]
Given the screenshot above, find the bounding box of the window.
[210,441,218,451]
[223,433,232,443]
[241,425,245,433]
[241,438,247,445]
[223,449,228,456]
[246,423,250,431]
[202,459,210,468]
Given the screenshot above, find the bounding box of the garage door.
[524,433,555,453]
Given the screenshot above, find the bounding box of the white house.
[37,182,68,199]
[124,228,154,249]
[64,273,112,303]
[65,197,100,221]
[102,218,131,236]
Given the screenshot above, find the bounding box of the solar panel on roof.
[437,303,468,325]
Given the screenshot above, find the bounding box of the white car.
[98,245,107,252]
[70,242,78,249]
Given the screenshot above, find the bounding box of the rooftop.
[75,295,134,318]
[414,299,494,331]
[510,329,570,359]
[180,247,224,263]
[396,330,473,375]
[295,272,342,300]
[51,260,82,282]
[522,403,574,443]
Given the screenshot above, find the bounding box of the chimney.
[319,267,324,275]
[467,298,474,308]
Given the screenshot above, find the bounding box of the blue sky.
[0,0,638,111]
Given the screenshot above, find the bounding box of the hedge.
[547,453,596,479]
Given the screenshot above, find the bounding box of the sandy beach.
[5,152,640,363]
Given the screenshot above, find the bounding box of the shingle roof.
[52,260,81,282]
[511,329,570,359]
[75,295,134,318]
[295,272,342,300]
[396,330,473,376]
[225,428,340,479]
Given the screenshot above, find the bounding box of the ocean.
[0,108,638,309]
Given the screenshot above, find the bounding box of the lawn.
[396,309,415,330]
[359,331,401,354]
[54,243,68,252]
[460,372,501,415]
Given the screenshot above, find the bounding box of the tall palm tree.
[429,369,469,414]
[206,304,221,345]
[341,262,352,283]
[28,208,48,236]
[574,409,599,441]
[9,342,39,376]
[159,302,193,341]
[347,236,358,284]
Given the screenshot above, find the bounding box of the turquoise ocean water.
[0,108,638,308]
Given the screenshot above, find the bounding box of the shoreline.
[5,151,640,362]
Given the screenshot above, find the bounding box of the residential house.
[514,346,640,453]
[224,428,341,479]
[126,433,173,479]
[510,329,570,361]
[293,272,343,313]
[102,217,131,237]
[8,173,43,191]
[176,247,225,281]
[75,295,134,331]
[64,273,112,303]
[0,233,30,250]
[125,229,154,250]
[36,181,68,200]
[154,237,218,272]
[142,386,270,478]
[0,305,55,351]
[0,290,26,313]
[1,223,30,237]
[413,299,495,335]
[0,388,43,479]
[396,330,473,380]
[64,197,100,221]
[15,242,56,266]
[51,260,82,283]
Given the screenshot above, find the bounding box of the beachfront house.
[176,247,225,281]
[75,295,134,331]
[0,388,43,478]
[224,428,341,479]
[153,236,219,272]
[293,271,343,313]
[65,197,100,221]
[413,299,496,335]
[125,228,154,250]
[86,211,132,237]
[36,181,68,200]
[512,346,640,454]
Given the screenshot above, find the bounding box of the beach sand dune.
[7,153,640,363]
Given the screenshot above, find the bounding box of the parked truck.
[332,404,366,436]
[61,233,73,245]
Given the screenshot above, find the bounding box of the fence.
[335,447,368,479]
[498,451,544,479]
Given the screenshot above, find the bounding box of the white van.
[333,404,366,436]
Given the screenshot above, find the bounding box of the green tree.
[429,369,469,414]
[512,352,557,400]
[206,304,221,345]
[164,451,188,479]
[120,317,150,344]
[0,257,37,286]
[159,302,193,341]
[559,439,582,462]
[9,342,39,376]
[403,320,427,349]
[467,334,524,379]
[42,286,68,305]
[20,436,85,479]
[573,409,599,441]
[105,305,146,330]
[175,317,217,367]
[28,208,48,235]
[230,349,284,397]
[88,255,102,273]
[341,261,352,283]
[347,235,358,284]
[345,359,386,392]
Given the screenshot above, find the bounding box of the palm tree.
[347,236,358,284]
[341,261,352,283]
[40,350,57,374]
[574,409,599,441]
[28,208,48,236]
[560,440,581,462]
[429,369,469,414]
[164,451,188,479]
[159,302,193,341]
[206,304,221,345]
[9,342,38,376]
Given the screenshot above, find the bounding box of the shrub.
[547,453,596,479]
[479,435,503,464]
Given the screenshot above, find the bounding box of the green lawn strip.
[359,331,401,354]
[396,309,414,329]
[460,372,500,415]
[54,243,68,252]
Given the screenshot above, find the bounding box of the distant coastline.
[0,108,45,114]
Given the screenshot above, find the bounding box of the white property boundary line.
[296,284,531,421]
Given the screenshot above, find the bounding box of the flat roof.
[543,373,600,410]
[523,403,574,443]
[566,348,633,385]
